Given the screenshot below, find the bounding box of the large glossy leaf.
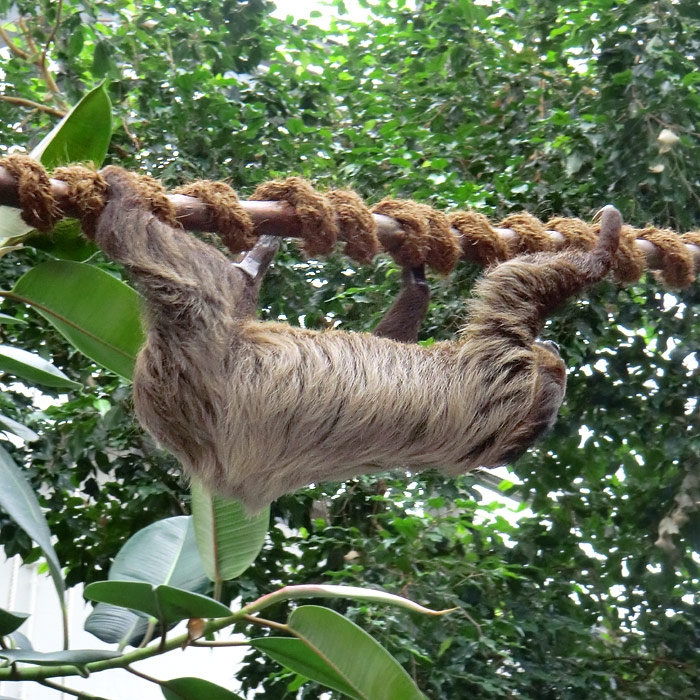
[0,344,81,390]
[32,83,112,168]
[29,219,98,261]
[0,445,64,603]
[85,516,210,644]
[0,84,111,240]
[161,677,245,700]
[11,260,144,380]
[0,314,26,325]
[0,648,120,666]
[107,516,208,589]
[252,637,361,700]
[0,609,28,636]
[191,481,269,583]
[288,606,426,700]
[84,581,231,623]
[0,414,39,443]
[82,603,150,647]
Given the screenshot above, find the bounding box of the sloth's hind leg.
[373,265,430,343]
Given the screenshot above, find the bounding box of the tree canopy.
[0,0,699,697]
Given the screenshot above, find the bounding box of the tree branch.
[0,94,66,117]
[0,25,29,59]
[39,0,67,104]
[0,165,696,273]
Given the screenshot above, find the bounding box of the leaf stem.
[38,678,112,700]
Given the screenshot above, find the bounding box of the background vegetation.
[0,0,699,697]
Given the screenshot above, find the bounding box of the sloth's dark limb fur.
[95,167,621,511]
[373,266,431,343]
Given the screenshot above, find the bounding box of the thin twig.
[243,614,290,632]
[38,2,67,105]
[631,92,700,139]
[17,16,37,54]
[190,639,251,647]
[0,94,66,117]
[125,665,163,685]
[121,116,141,150]
[38,678,112,700]
[41,0,63,66]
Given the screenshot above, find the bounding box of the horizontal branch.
[0,166,697,271]
[0,95,66,118]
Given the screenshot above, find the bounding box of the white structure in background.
[0,555,247,700]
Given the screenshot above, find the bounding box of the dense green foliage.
[1,0,699,697]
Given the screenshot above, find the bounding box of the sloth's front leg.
[231,235,282,318]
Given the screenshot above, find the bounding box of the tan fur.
[94,168,621,511]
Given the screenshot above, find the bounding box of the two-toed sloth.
[94,167,621,511]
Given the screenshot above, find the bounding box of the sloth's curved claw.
[233,235,281,282]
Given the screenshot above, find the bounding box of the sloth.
[93,167,622,511]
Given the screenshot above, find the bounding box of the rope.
[0,154,699,287]
[173,180,255,254]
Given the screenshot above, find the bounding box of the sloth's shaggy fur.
[94,167,621,510]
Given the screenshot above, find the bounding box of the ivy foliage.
[0,0,699,697]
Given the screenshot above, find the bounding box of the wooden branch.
[0,25,29,59]
[0,165,697,271]
[38,0,66,104]
[0,95,66,118]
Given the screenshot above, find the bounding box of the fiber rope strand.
[0,156,698,287]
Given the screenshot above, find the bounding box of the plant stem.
[38,678,112,700]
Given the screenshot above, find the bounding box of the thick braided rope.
[174,180,256,254]
[637,227,695,288]
[1,153,60,231]
[370,198,431,268]
[499,212,556,254]
[251,177,338,257]
[546,216,597,251]
[2,154,700,287]
[52,165,107,238]
[326,189,379,263]
[449,210,509,266]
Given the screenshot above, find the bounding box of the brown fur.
[94,167,621,511]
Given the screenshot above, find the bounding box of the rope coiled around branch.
[1,154,699,287]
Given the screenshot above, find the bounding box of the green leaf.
[82,603,149,647]
[31,83,112,168]
[0,344,81,390]
[0,85,111,240]
[107,516,209,590]
[288,606,426,700]
[11,260,144,380]
[28,219,98,261]
[0,648,120,666]
[0,609,28,636]
[286,117,306,135]
[252,637,361,700]
[85,581,157,617]
[0,413,39,442]
[85,516,213,642]
[0,314,26,325]
[92,41,118,78]
[84,581,231,623]
[191,481,269,583]
[0,444,65,603]
[162,677,245,700]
